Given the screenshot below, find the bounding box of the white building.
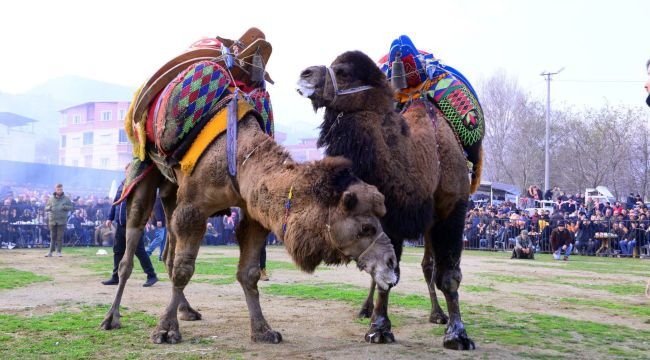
[0,112,37,162]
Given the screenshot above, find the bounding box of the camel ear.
[342,191,358,212]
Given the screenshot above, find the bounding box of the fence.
[463,218,650,258]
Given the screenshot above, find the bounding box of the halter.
[323,66,373,103]
[325,206,385,263]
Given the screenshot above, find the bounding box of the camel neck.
[235,132,303,237]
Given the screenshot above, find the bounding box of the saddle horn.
[390,51,407,90]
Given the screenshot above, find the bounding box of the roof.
[0,112,38,127]
[58,101,129,112]
[478,181,521,196]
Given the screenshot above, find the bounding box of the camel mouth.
[296,80,316,98]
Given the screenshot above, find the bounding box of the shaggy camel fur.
[101,115,398,344]
[297,51,475,350]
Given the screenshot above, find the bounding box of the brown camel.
[297,51,475,350]
[100,113,398,344]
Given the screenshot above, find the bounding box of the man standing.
[101,180,158,287]
[44,184,73,257]
[550,220,574,261]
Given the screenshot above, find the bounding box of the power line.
[556,80,644,83]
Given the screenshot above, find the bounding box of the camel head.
[296,51,393,113]
[326,182,397,290]
[285,157,397,290]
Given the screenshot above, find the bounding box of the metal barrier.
[462,218,650,258]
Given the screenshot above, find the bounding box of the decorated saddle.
[378,35,484,168]
[117,29,275,204]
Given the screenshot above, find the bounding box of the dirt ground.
[1,246,648,359]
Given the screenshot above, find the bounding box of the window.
[73,115,81,124]
[101,111,112,121]
[118,109,126,121]
[100,133,112,145]
[118,129,128,143]
[60,135,66,148]
[83,132,93,145]
[72,159,79,167]
[100,158,110,168]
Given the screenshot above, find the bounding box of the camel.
[100,109,399,344]
[297,51,475,350]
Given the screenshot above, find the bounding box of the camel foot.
[252,329,283,343]
[429,310,449,324]
[178,304,202,321]
[100,309,121,330]
[364,316,395,344]
[443,327,475,350]
[357,305,373,319]
[151,318,181,344]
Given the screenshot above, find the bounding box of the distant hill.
[0,76,136,138]
[24,75,136,107]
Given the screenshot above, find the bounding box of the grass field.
[0,246,648,359]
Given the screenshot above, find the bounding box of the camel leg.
[157,181,202,322]
[236,216,281,343]
[151,203,206,344]
[430,200,475,350]
[422,229,448,324]
[358,279,376,318]
[101,172,160,330]
[364,236,402,344]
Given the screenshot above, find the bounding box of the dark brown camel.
[297,51,475,350]
[100,114,398,344]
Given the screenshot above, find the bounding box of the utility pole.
[540,67,564,194]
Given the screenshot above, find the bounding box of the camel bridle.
[325,206,385,265]
[323,66,373,104]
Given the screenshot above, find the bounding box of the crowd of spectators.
[464,186,650,258]
[0,184,280,249]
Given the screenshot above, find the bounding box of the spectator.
[44,184,73,257]
[512,230,535,259]
[146,221,166,261]
[222,213,236,245]
[204,223,219,245]
[101,179,158,287]
[94,221,115,246]
[550,221,574,261]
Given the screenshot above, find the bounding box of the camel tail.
[469,146,483,194]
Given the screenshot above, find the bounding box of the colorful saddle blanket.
[117,61,274,204]
[378,35,484,148]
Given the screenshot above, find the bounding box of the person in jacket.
[550,220,574,260]
[44,184,73,257]
[101,180,158,287]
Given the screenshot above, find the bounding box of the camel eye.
[359,224,376,237]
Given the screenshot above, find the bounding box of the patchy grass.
[73,248,298,282]
[0,305,156,358]
[265,283,650,358]
[463,285,495,293]
[0,305,245,359]
[0,268,52,290]
[561,297,650,317]
[478,274,533,283]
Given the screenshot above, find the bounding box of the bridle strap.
[324,66,373,103]
[325,206,385,262]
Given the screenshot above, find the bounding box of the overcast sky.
[1,0,649,139]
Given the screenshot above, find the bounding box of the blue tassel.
[222,45,234,69]
[227,90,239,177]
